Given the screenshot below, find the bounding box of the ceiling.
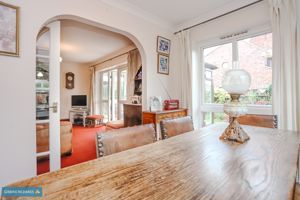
[102,0,260,30]
[37,20,133,64]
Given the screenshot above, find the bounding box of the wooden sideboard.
[123,103,142,127]
[142,108,188,140]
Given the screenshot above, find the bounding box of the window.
[203,112,228,127]
[201,32,272,126]
[238,33,272,105]
[204,42,232,104]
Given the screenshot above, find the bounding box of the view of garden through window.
[203,33,272,125]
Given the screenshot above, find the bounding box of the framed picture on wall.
[157,54,169,75]
[0,1,19,57]
[157,36,170,55]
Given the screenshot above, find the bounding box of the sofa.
[36,121,73,160]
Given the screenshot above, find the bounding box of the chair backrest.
[231,114,278,128]
[96,124,156,157]
[160,116,194,139]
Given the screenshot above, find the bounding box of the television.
[71,95,87,108]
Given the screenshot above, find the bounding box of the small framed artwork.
[157,36,170,55]
[157,54,169,75]
[0,1,19,57]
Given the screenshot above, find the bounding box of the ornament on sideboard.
[164,99,179,110]
[66,72,74,89]
[219,64,251,143]
[131,95,142,104]
[150,96,163,112]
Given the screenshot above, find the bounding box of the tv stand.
[69,108,89,127]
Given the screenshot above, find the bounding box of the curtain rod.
[174,0,264,35]
[90,48,138,67]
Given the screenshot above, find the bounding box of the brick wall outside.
[204,33,272,91]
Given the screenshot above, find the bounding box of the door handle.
[49,102,58,113]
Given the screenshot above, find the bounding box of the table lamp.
[219,67,251,143]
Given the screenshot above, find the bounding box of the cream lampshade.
[222,69,251,94]
[219,68,251,143]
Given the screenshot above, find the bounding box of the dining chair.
[231,114,278,128]
[160,116,194,139]
[96,123,156,157]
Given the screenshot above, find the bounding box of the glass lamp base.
[220,117,250,143]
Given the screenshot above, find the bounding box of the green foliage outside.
[212,85,272,105]
[214,88,230,104]
[203,85,272,126]
[204,112,228,126]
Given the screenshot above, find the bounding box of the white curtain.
[177,30,193,115]
[127,50,141,100]
[269,0,300,131]
[89,67,96,115]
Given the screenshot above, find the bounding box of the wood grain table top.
[3,123,300,200]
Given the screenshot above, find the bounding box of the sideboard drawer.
[142,109,188,134]
[156,110,187,121]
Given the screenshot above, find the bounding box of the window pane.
[111,70,118,121]
[36,56,49,120]
[203,43,232,104]
[238,33,272,105]
[203,112,228,127]
[102,72,109,101]
[120,70,127,101]
[101,102,109,122]
[119,103,124,120]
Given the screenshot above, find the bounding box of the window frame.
[199,28,273,126]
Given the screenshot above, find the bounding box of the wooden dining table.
[2,123,300,200]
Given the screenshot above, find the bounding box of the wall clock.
[66,72,74,89]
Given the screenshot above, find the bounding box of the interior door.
[48,21,61,172]
[36,21,61,174]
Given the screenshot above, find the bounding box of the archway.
[35,15,147,175]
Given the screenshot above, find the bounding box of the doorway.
[36,17,144,175]
[99,66,127,122]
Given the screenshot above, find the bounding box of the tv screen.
[71,95,87,107]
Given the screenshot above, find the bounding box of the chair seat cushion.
[86,115,104,120]
[36,121,73,157]
[106,120,124,129]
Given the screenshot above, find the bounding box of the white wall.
[0,0,176,187]
[298,0,300,28]
[60,62,90,119]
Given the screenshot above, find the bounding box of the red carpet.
[37,125,105,175]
